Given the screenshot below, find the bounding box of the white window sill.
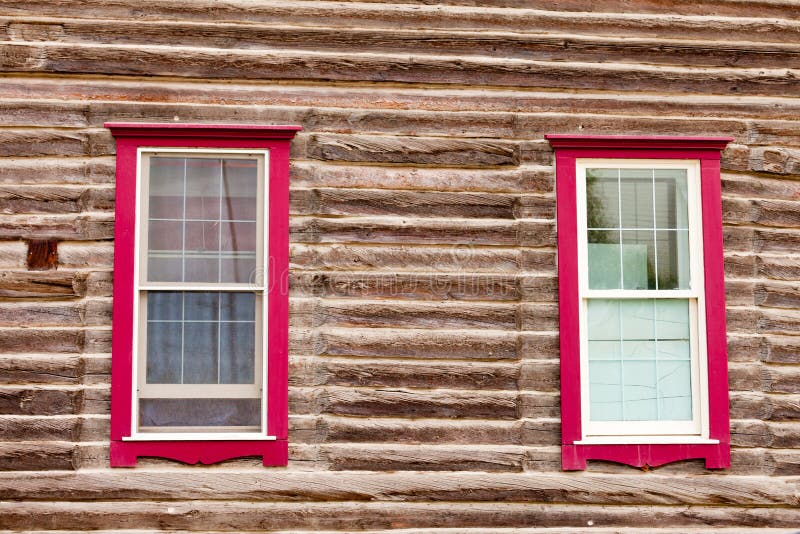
[123,433,277,441]
[575,436,719,445]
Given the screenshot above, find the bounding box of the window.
[545,135,732,470]
[106,123,301,466]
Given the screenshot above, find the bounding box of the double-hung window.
[546,135,732,470]
[107,123,300,467]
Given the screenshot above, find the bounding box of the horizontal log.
[763,335,800,363]
[519,360,559,391]
[0,387,81,415]
[4,1,800,44]
[726,335,763,363]
[291,357,520,390]
[727,364,762,392]
[290,244,556,273]
[0,185,113,214]
[292,162,552,193]
[0,355,81,384]
[723,198,800,228]
[0,470,796,505]
[0,214,114,240]
[3,98,783,151]
[0,500,798,530]
[731,392,800,421]
[0,299,111,326]
[0,442,77,471]
[0,329,84,353]
[0,157,115,185]
[308,134,519,167]
[315,301,519,329]
[725,280,754,306]
[291,188,548,219]
[57,241,114,269]
[7,77,800,125]
[292,272,526,301]
[322,444,526,472]
[724,254,755,279]
[321,416,523,445]
[5,16,800,70]
[291,217,556,247]
[0,99,87,127]
[755,281,800,309]
[761,366,800,394]
[722,227,754,253]
[334,0,800,19]
[0,416,77,441]
[0,271,87,298]
[754,229,800,254]
[757,255,800,281]
[0,240,25,268]
[318,387,520,419]
[722,173,800,200]
[84,271,113,298]
[313,328,519,359]
[731,419,800,448]
[4,41,800,96]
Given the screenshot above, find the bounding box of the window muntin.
[576,160,708,440]
[131,149,269,439]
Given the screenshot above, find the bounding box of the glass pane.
[656,230,690,289]
[587,299,620,341]
[620,230,654,289]
[589,361,622,421]
[588,340,621,360]
[586,168,619,229]
[655,299,690,339]
[139,398,261,428]
[620,300,655,340]
[658,361,693,420]
[654,169,688,229]
[185,159,221,220]
[587,231,621,289]
[221,292,256,321]
[184,292,219,321]
[146,156,259,283]
[222,159,259,221]
[183,322,218,384]
[144,291,257,386]
[587,298,693,423]
[148,157,185,219]
[623,360,658,420]
[146,321,182,384]
[220,322,256,384]
[619,168,654,229]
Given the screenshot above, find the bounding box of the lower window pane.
[139,398,261,429]
[587,298,693,422]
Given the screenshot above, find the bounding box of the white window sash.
[128,148,272,441]
[575,159,710,441]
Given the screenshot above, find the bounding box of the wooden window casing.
[106,123,301,467]
[546,135,733,471]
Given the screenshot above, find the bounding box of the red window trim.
[106,123,301,467]
[545,134,733,470]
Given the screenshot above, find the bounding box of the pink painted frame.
[106,123,301,467]
[545,135,733,471]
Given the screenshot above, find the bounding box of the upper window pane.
[146,156,259,284]
[586,167,690,290]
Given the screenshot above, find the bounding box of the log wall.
[0,0,799,531]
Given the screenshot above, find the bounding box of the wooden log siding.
[0,1,799,532]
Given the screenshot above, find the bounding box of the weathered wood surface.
[0,471,796,505]
[0,0,800,531]
[3,501,800,530]
[3,1,800,42]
